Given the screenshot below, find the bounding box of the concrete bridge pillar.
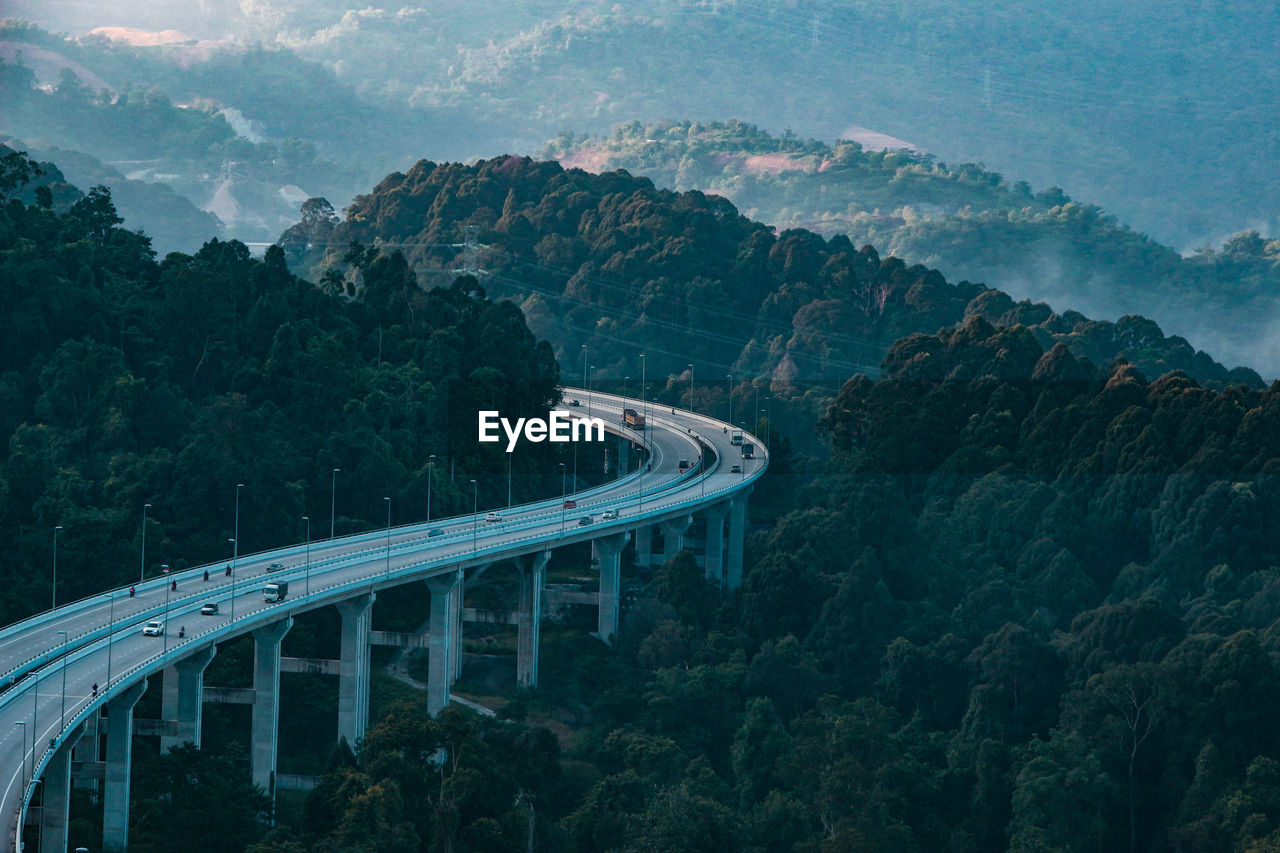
[336,593,375,748]
[102,679,147,853]
[40,721,86,853]
[702,503,729,584]
[71,712,99,789]
[451,568,466,685]
[634,524,653,568]
[161,643,217,753]
[727,487,752,589]
[593,532,631,643]
[660,515,692,564]
[517,551,551,687]
[426,572,460,716]
[251,617,293,796]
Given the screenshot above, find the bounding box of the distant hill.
[293,156,1261,396]
[546,120,1280,378]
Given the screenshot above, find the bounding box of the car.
[568,399,581,406]
[601,509,620,520]
[266,562,286,572]
[485,512,502,522]
[427,528,445,538]
[199,602,219,615]
[563,499,577,509]
[678,460,690,470]
[578,515,594,526]
[142,620,164,637]
[730,464,742,473]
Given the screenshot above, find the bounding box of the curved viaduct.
[0,389,766,852]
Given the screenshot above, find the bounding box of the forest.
[546,120,1280,377]
[5,141,1280,851]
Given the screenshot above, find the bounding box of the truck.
[730,430,743,445]
[741,442,755,459]
[622,408,646,429]
[264,581,289,603]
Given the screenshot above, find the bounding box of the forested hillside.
[549,120,1280,377]
[250,318,1280,853]
[0,149,558,626]
[299,156,1261,396]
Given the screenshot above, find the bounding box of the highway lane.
[1,389,765,847]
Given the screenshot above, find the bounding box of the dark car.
[578,515,594,526]
[427,528,445,538]
[266,562,286,573]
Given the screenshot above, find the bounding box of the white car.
[601,509,620,520]
[199,602,220,615]
[142,620,164,637]
[485,512,502,522]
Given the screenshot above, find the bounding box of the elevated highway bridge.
[0,388,766,851]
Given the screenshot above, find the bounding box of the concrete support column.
[726,487,752,589]
[103,679,147,853]
[451,568,465,685]
[160,643,217,753]
[40,722,86,853]
[634,524,653,568]
[702,503,729,584]
[251,617,293,796]
[426,572,460,717]
[660,515,692,564]
[517,551,551,687]
[71,713,99,789]
[593,532,631,643]
[336,593,375,748]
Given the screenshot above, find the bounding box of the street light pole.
[52,525,63,611]
[58,630,68,733]
[384,498,392,577]
[426,455,436,523]
[107,590,115,688]
[140,503,150,583]
[162,565,171,652]
[15,722,26,801]
[507,452,513,508]
[330,468,340,540]
[726,374,733,425]
[228,539,237,618]
[688,363,694,412]
[302,516,311,597]
[559,463,566,532]
[470,480,478,550]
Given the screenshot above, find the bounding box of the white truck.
[264,581,289,602]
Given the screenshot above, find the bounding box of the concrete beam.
[103,679,147,853]
[280,656,341,675]
[276,773,322,791]
[702,503,729,584]
[425,572,460,717]
[660,515,692,564]
[337,593,375,748]
[517,551,551,687]
[369,630,431,649]
[593,532,631,644]
[451,568,465,685]
[727,488,752,589]
[202,686,256,704]
[161,643,216,752]
[40,722,86,853]
[634,524,653,568]
[251,617,293,797]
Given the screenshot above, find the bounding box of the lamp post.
[688,363,694,412]
[107,590,115,688]
[726,374,733,425]
[580,344,587,407]
[227,539,237,618]
[140,503,151,583]
[589,365,595,416]
[384,498,392,577]
[162,565,173,652]
[58,630,68,732]
[426,455,436,523]
[15,722,26,800]
[559,463,566,532]
[470,480,478,550]
[640,353,646,426]
[330,468,340,540]
[302,516,311,597]
[52,525,63,611]
[753,384,760,434]
[507,453,513,508]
